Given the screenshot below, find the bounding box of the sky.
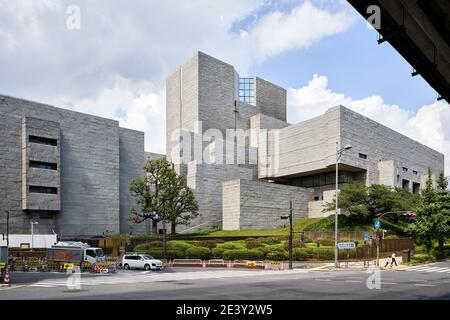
[0,0,449,173]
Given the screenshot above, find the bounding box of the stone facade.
[223,179,313,230]
[0,95,145,237]
[165,52,445,230]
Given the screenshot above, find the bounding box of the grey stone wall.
[222,179,313,230]
[119,127,146,234]
[0,95,145,237]
[255,77,287,122]
[22,116,61,212]
[338,106,444,188]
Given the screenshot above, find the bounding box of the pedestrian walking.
[384,255,391,268]
[390,253,397,267]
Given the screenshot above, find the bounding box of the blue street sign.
[374,220,381,230]
[337,242,356,249]
[364,233,369,241]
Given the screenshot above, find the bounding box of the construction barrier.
[172,259,203,267]
[206,259,227,268]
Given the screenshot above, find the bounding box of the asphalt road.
[1,261,450,300]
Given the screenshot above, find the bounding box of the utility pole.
[289,201,293,270]
[163,220,167,261]
[334,143,352,269]
[280,201,293,270]
[5,210,9,248]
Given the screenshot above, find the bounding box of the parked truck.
[46,241,106,266]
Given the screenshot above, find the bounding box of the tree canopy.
[129,158,199,234]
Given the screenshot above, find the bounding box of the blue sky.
[247,7,438,111]
[0,0,448,172]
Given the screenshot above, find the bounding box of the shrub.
[384,235,400,240]
[167,240,193,252]
[259,237,281,245]
[148,241,163,248]
[259,244,284,254]
[185,247,211,260]
[198,240,217,249]
[292,248,311,261]
[267,251,288,261]
[283,239,305,250]
[411,253,436,264]
[316,238,335,247]
[220,242,245,250]
[211,247,226,259]
[146,249,185,260]
[133,243,149,252]
[222,249,264,261]
[245,238,262,249]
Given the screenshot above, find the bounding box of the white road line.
[381,282,397,285]
[314,279,331,281]
[437,268,450,273]
[413,284,435,287]
[427,268,449,272]
[344,280,363,283]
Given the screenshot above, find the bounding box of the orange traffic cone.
[3,268,10,285]
[264,262,270,270]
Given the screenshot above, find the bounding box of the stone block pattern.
[0,95,145,237]
[222,179,313,230]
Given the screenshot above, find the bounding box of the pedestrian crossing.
[28,269,309,288]
[399,264,450,274]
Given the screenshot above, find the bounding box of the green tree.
[324,182,419,222]
[407,169,450,252]
[129,158,199,234]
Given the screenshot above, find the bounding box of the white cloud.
[0,0,355,154]
[288,74,450,174]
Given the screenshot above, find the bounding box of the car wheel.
[144,264,151,271]
[124,264,130,270]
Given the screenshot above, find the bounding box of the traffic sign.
[374,219,381,230]
[337,242,356,249]
[364,233,369,240]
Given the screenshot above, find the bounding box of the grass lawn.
[207,218,322,237]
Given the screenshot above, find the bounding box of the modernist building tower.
[0,95,147,237]
[166,52,445,231]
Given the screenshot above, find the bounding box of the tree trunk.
[439,238,445,252]
[171,221,176,234]
[152,219,158,234]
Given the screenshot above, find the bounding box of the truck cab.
[84,247,105,264]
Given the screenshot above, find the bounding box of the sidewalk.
[299,257,404,272]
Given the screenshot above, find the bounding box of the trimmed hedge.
[267,251,288,261]
[198,240,217,249]
[283,239,305,250]
[222,249,264,261]
[219,242,245,250]
[258,237,281,245]
[411,253,436,264]
[211,247,226,259]
[245,238,262,249]
[185,247,211,260]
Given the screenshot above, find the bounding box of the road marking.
[344,280,363,283]
[413,283,435,287]
[314,279,331,282]
[427,268,449,272]
[27,269,310,288]
[381,282,397,285]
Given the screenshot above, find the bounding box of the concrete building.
[166,52,445,231]
[0,95,147,237]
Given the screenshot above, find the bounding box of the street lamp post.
[334,143,352,269]
[280,201,293,270]
[31,221,39,250]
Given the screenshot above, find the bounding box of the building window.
[402,167,408,172]
[358,153,368,159]
[413,170,418,175]
[413,182,420,194]
[29,160,57,170]
[402,179,410,190]
[238,77,255,105]
[29,135,57,146]
[290,171,354,188]
[29,186,58,194]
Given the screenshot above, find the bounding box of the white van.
[122,253,164,271]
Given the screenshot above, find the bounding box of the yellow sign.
[63,263,74,269]
[246,261,256,267]
[0,263,5,269]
